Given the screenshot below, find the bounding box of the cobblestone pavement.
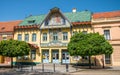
[0,64,120,75]
[0,69,120,75]
[70,70,120,75]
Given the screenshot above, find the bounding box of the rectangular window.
[18,34,22,41]
[43,33,47,41]
[31,50,36,60]
[72,31,77,36]
[53,32,58,41]
[28,20,35,24]
[23,55,29,60]
[3,37,7,40]
[32,33,36,42]
[104,30,110,40]
[62,19,66,25]
[17,56,22,60]
[63,32,68,40]
[45,20,49,26]
[82,31,87,34]
[24,34,29,42]
[105,54,111,64]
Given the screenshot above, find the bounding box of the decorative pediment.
[45,13,65,25]
[40,7,71,29]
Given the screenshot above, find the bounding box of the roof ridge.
[94,10,120,14]
[0,20,22,23]
[26,10,91,17]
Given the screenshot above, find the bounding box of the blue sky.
[0,0,120,21]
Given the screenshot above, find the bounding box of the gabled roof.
[93,11,120,19]
[19,10,92,26]
[0,20,22,33]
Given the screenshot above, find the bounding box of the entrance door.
[62,50,70,63]
[52,50,59,63]
[42,50,49,63]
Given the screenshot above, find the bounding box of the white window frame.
[53,32,58,41]
[18,34,22,41]
[32,33,36,42]
[104,30,111,40]
[43,33,47,41]
[24,34,29,42]
[63,32,68,41]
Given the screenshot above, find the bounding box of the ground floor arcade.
[41,48,70,64]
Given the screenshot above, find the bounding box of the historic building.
[0,20,22,64]
[92,11,120,66]
[1,7,120,66]
[13,7,93,65]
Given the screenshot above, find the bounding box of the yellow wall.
[40,28,71,43]
[13,28,41,63]
[13,24,93,64]
[72,25,93,33]
[0,55,4,63]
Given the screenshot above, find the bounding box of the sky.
[0,0,120,22]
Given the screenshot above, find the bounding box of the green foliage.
[67,32,113,56]
[0,39,31,57]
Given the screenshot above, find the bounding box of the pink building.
[0,20,21,64]
[92,11,120,66]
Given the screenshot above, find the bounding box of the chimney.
[72,8,76,13]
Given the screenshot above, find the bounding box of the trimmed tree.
[0,39,31,67]
[67,32,113,68]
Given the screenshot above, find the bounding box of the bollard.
[53,64,55,72]
[66,64,69,72]
[31,63,33,71]
[20,65,22,71]
[42,64,44,72]
[17,64,19,69]
[76,63,78,71]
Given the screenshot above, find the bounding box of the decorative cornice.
[109,39,120,41]
[14,25,40,29]
[72,21,91,25]
[92,20,120,25]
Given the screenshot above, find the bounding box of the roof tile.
[19,10,92,26]
[93,11,120,19]
[0,20,22,33]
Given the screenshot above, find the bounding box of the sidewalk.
[0,64,120,75]
[12,64,120,73]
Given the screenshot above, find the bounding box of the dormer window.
[1,27,5,30]
[45,20,49,26]
[62,19,66,25]
[28,20,35,24]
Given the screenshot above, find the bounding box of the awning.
[28,43,39,49]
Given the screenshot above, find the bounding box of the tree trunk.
[11,57,13,68]
[102,55,105,68]
[94,56,96,66]
[89,56,91,69]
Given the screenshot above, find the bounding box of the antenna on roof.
[25,14,32,18]
[28,14,32,17]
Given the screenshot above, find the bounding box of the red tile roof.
[0,20,22,33]
[93,11,120,19]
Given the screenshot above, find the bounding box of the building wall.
[13,28,41,64]
[72,25,93,33]
[12,10,120,66]
[92,17,120,66]
[0,33,13,64]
